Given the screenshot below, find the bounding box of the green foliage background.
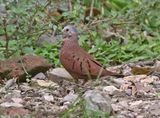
[0,0,160,68]
[0,0,160,117]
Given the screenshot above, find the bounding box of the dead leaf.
[140,76,158,84]
[131,66,152,75]
[36,80,59,88]
[123,75,147,82]
[45,8,62,17]
[129,100,143,108]
[120,82,132,91]
[121,77,154,96]
[4,107,29,116]
[43,94,54,102]
[134,82,153,93]
[153,60,160,73]
[11,98,23,104]
[84,7,101,17]
[131,85,137,96]
[0,102,23,107]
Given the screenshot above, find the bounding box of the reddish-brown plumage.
[60,25,123,83]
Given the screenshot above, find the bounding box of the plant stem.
[3,19,9,58]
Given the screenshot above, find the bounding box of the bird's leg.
[74,77,79,84]
[82,79,88,85]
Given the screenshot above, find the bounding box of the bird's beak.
[62,31,68,39]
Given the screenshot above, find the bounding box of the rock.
[140,76,158,84]
[118,101,129,108]
[0,102,23,107]
[116,115,126,118]
[31,79,59,88]
[63,92,78,103]
[122,64,132,75]
[148,101,160,116]
[113,78,127,87]
[47,68,73,84]
[111,104,121,112]
[125,89,132,96]
[33,72,46,80]
[4,90,21,99]
[43,94,54,102]
[11,98,23,104]
[123,75,147,82]
[0,55,52,82]
[36,33,56,47]
[84,90,112,115]
[153,60,160,73]
[3,107,29,117]
[0,5,7,17]
[19,83,33,92]
[129,100,143,109]
[103,86,122,96]
[153,81,160,88]
[137,115,145,118]
[0,79,16,92]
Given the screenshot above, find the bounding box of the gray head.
[62,25,78,39]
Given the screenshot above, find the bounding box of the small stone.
[0,5,7,17]
[19,83,33,92]
[125,89,132,96]
[4,90,21,100]
[0,55,52,82]
[113,78,127,86]
[33,72,46,80]
[84,90,112,115]
[47,68,73,84]
[118,101,128,108]
[137,115,145,118]
[129,100,142,108]
[43,94,54,102]
[153,81,160,88]
[111,104,121,112]
[37,33,57,47]
[103,86,122,96]
[4,79,16,90]
[3,107,29,117]
[153,60,160,73]
[117,115,126,118]
[148,102,160,116]
[141,76,158,84]
[11,98,23,104]
[63,92,78,103]
[0,102,23,107]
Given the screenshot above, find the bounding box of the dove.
[59,25,123,84]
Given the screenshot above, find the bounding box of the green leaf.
[22,47,34,54]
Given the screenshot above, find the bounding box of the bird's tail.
[102,69,124,78]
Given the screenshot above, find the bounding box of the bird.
[60,25,124,84]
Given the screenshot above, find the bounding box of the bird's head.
[62,25,78,40]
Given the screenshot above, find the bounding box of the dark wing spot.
[90,59,103,68]
[86,60,91,73]
[86,60,91,68]
[80,61,83,72]
[72,61,75,70]
[77,57,80,61]
[64,57,71,61]
[72,54,75,58]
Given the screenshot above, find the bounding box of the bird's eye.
[66,28,69,32]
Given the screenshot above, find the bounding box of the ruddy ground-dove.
[60,25,123,83]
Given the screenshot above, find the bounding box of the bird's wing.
[66,47,105,77]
